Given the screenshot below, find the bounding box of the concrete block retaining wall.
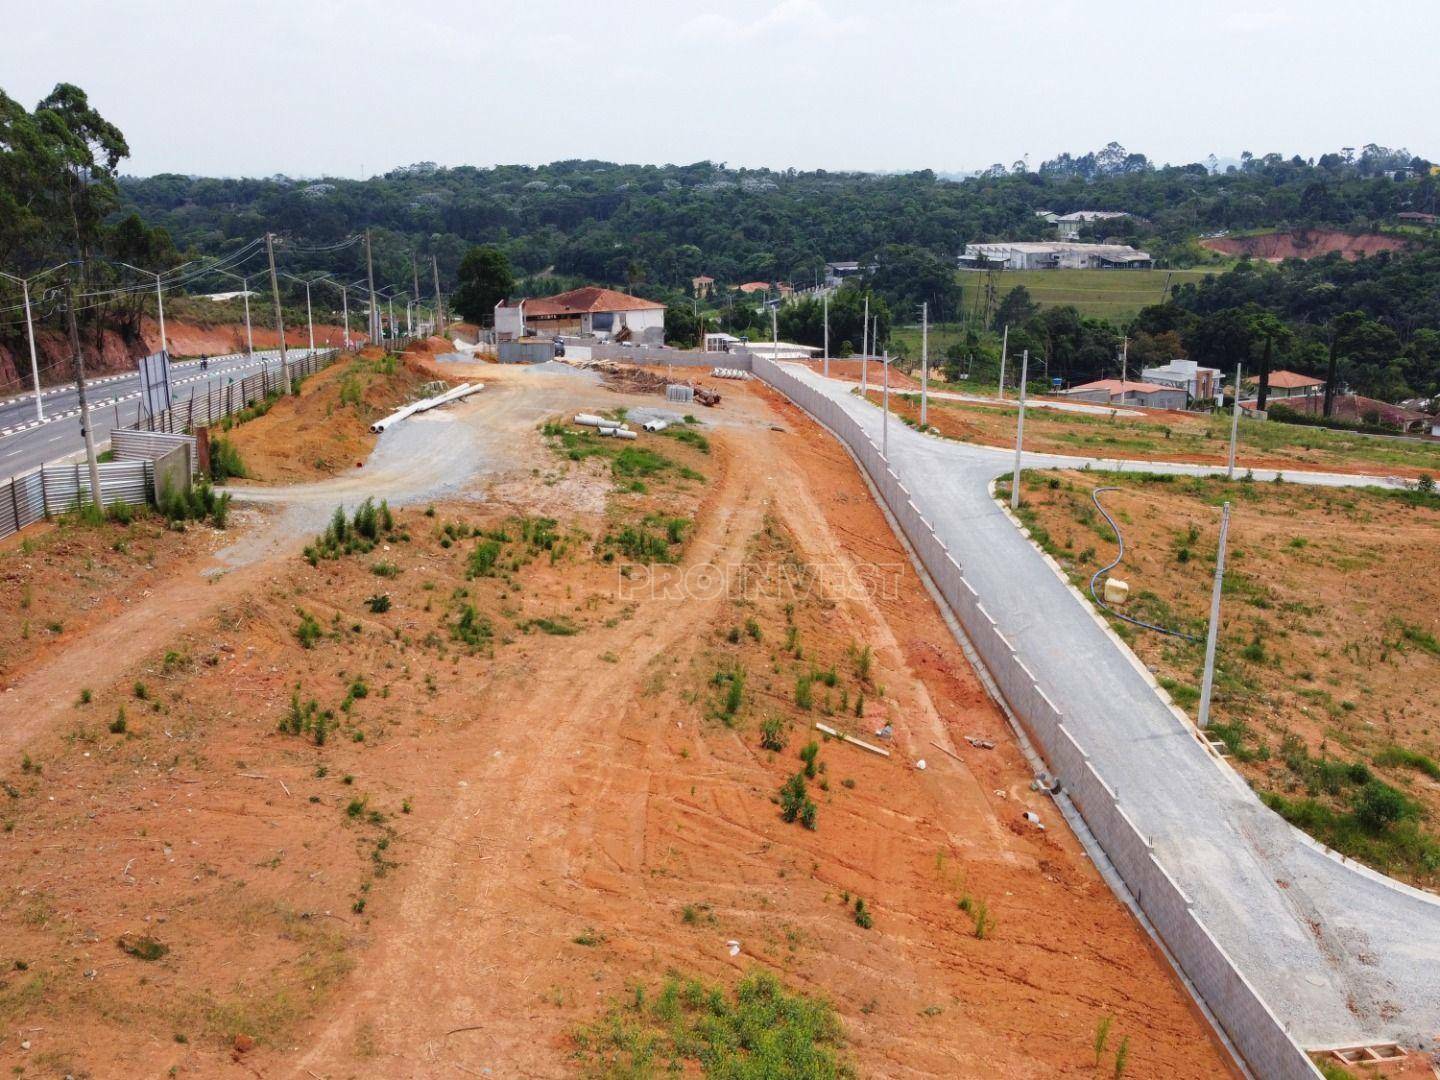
[751,354,1320,1080]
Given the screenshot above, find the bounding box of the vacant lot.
[0,375,1233,1077]
[951,268,1219,323]
[868,387,1440,479]
[1008,470,1440,889]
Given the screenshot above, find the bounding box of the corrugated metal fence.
[1,459,154,539]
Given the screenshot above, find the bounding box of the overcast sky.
[5,0,1438,179]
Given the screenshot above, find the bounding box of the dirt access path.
[0,367,1232,1077]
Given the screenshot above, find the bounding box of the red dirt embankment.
[1200,229,1409,262]
[0,316,358,391]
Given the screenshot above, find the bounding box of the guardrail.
[750,354,1323,1080]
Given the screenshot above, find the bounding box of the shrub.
[799,741,820,778]
[853,898,872,929]
[365,594,391,613]
[295,611,322,649]
[1094,1016,1112,1064]
[1355,781,1409,832]
[208,436,247,482]
[371,561,401,578]
[722,667,745,718]
[795,674,814,711]
[760,716,787,752]
[109,709,127,735]
[451,604,493,650]
[468,539,503,578]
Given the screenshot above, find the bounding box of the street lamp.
[280,272,318,354]
[115,259,191,360]
[310,276,350,350]
[211,269,254,357]
[0,262,67,421]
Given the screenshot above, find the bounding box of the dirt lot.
[1010,470,1440,890]
[222,347,433,484]
[853,383,1440,480]
[1200,229,1410,262]
[0,373,1235,1077]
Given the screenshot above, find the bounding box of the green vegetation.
[779,772,817,830]
[573,969,853,1078]
[159,481,231,530]
[208,436,247,482]
[304,498,402,565]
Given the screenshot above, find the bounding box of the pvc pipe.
[574,413,606,427]
[371,382,480,432]
[642,419,669,432]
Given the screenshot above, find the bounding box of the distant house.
[703,332,742,353]
[1054,210,1129,240]
[691,275,715,298]
[737,281,771,295]
[1264,393,1433,434]
[1140,359,1223,407]
[495,286,666,343]
[1397,212,1438,226]
[824,260,872,287]
[1059,379,1188,410]
[958,242,1152,271]
[1245,370,1325,400]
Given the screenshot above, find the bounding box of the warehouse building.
[958,242,1152,270]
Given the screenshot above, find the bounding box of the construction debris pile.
[569,359,721,407]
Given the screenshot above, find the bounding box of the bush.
[451,604,493,650]
[799,741,820,778]
[365,593,391,613]
[1355,781,1409,832]
[853,898,872,929]
[295,611,322,649]
[760,716,787,752]
[208,436,246,482]
[159,481,231,530]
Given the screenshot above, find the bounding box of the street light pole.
[0,271,44,421]
[882,350,891,460]
[861,294,869,396]
[1227,362,1243,479]
[213,270,254,357]
[365,229,379,346]
[920,301,929,429]
[1197,502,1232,729]
[822,291,829,377]
[305,279,314,353]
[64,274,103,507]
[997,324,1009,401]
[1010,349,1030,511]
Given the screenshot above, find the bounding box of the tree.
[451,245,514,324]
[994,285,1039,332]
[1247,311,1289,411]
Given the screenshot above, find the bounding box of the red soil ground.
[1200,229,1410,262]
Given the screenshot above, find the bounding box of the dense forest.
[4,80,1440,404]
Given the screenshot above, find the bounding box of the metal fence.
[1,459,154,539]
[750,354,1324,1080]
[127,348,341,435]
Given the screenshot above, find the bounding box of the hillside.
[1200,229,1411,261]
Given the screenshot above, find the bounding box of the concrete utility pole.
[920,301,929,428]
[771,304,778,363]
[365,229,379,346]
[304,279,315,353]
[882,350,891,460]
[431,254,443,338]
[1227,363,1243,479]
[1010,349,1030,511]
[0,271,44,421]
[997,323,1009,401]
[64,276,102,507]
[1197,502,1232,729]
[861,294,869,396]
[411,252,421,327]
[341,286,350,349]
[822,291,829,377]
[265,232,291,394]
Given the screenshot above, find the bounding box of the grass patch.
[573,969,854,1078]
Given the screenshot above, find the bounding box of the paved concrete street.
[789,364,1440,1051]
[0,349,315,477]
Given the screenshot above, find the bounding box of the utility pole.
[997,323,1008,400]
[1227,363,1243,479]
[771,304,778,364]
[1010,349,1030,511]
[431,254,443,337]
[0,271,44,421]
[822,291,829,378]
[920,301,929,428]
[411,252,421,328]
[304,279,315,353]
[882,350,890,460]
[241,279,253,357]
[156,270,169,361]
[365,229,379,346]
[64,275,103,507]
[1120,337,1128,386]
[388,295,396,343]
[265,232,291,394]
[1197,502,1232,730]
[341,287,350,350]
[861,294,869,396]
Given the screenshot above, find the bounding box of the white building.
[1140,359,1223,406]
[959,242,1152,271]
[1054,210,1129,240]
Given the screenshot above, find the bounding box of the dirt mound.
[801,357,923,390]
[1200,229,1409,262]
[221,353,427,483]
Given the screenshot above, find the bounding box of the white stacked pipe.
[371,382,481,432]
[711,367,749,380]
[642,419,669,432]
[574,413,607,427]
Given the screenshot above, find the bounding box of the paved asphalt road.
[789,364,1440,1051]
[0,349,316,477]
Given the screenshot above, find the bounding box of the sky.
[4,0,1439,179]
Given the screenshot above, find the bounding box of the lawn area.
[956,268,1219,323]
[864,386,1440,479]
[1004,469,1440,889]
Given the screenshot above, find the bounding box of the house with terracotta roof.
[1057,378,1188,410]
[691,275,715,298]
[737,281,771,295]
[1244,370,1325,400]
[494,286,666,343]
